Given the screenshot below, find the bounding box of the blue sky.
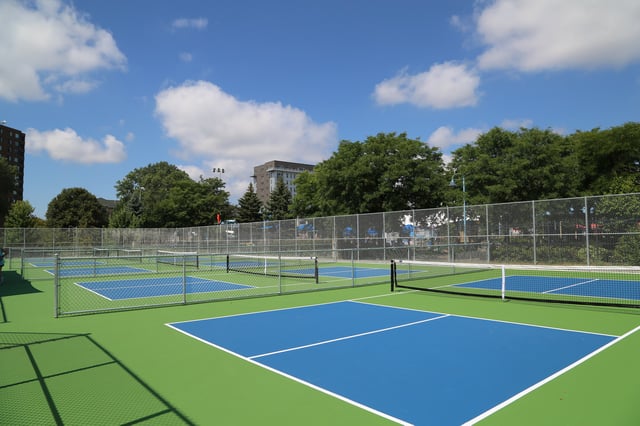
[1,0,639,218]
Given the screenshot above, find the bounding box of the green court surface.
[2,265,640,425]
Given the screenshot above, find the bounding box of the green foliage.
[593,193,640,233]
[4,200,38,228]
[572,122,640,194]
[450,127,579,204]
[290,171,321,218]
[612,235,640,265]
[110,161,231,228]
[489,241,535,263]
[236,183,263,223]
[265,177,292,220]
[46,188,109,228]
[294,132,446,216]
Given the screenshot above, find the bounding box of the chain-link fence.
[4,193,639,268]
[2,193,639,315]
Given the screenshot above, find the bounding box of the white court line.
[462,323,640,425]
[249,314,450,359]
[166,319,415,426]
[166,295,623,425]
[543,278,598,294]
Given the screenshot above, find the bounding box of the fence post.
[278,253,283,294]
[532,201,537,265]
[446,206,452,262]
[584,196,590,266]
[182,255,187,304]
[54,253,59,318]
[486,205,491,262]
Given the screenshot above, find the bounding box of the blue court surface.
[77,277,252,300]
[32,260,104,268]
[456,275,640,301]
[167,300,617,425]
[46,265,150,277]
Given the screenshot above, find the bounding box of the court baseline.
[167,300,616,425]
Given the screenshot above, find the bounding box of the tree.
[571,122,640,195]
[46,188,108,228]
[111,162,231,228]
[236,183,263,223]
[290,171,321,218]
[4,200,38,228]
[265,177,292,220]
[293,132,447,216]
[450,127,579,204]
[0,158,17,226]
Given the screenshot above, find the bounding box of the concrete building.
[0,122,25,205]
[251,160,314,203]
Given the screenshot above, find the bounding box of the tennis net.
[226,254,318,283]
[391,260,640,308]
[156,250,199,269]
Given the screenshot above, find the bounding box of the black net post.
[390,260,396,292]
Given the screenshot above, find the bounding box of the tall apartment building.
[0,122,25,205]
[252,160,314,204]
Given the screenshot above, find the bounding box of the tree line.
[2,122,639,228]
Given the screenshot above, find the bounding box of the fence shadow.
[0,332,194,425]
[0,272,41,323]
[0,271,39,297]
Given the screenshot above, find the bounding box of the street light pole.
[212,168,225,225]
[213,168,225,179]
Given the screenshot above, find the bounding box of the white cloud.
[373,62,480,109]
[500,118,533,130]
[172,18,208,30]
[476,0,640,71]
[26,128,127,164]
[178,165,207,181]
[450,14,472,33]
[54,79,99,94]
[0,0,126,102]
[427,126,483,150]
[155,81,337,195]
[179,52,193,62]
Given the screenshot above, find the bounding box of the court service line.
[168,320,414,426]
[249,314,450,360]
[543,278,598,294]
[462,323,640,426]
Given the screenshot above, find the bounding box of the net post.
[225,254,230,273]
[501,265,506,301]
[314,257,319,284]
[390,260,395,292]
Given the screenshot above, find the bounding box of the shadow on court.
[0,272,42,323]
[0,332,194,425]
[0,271,40,297]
